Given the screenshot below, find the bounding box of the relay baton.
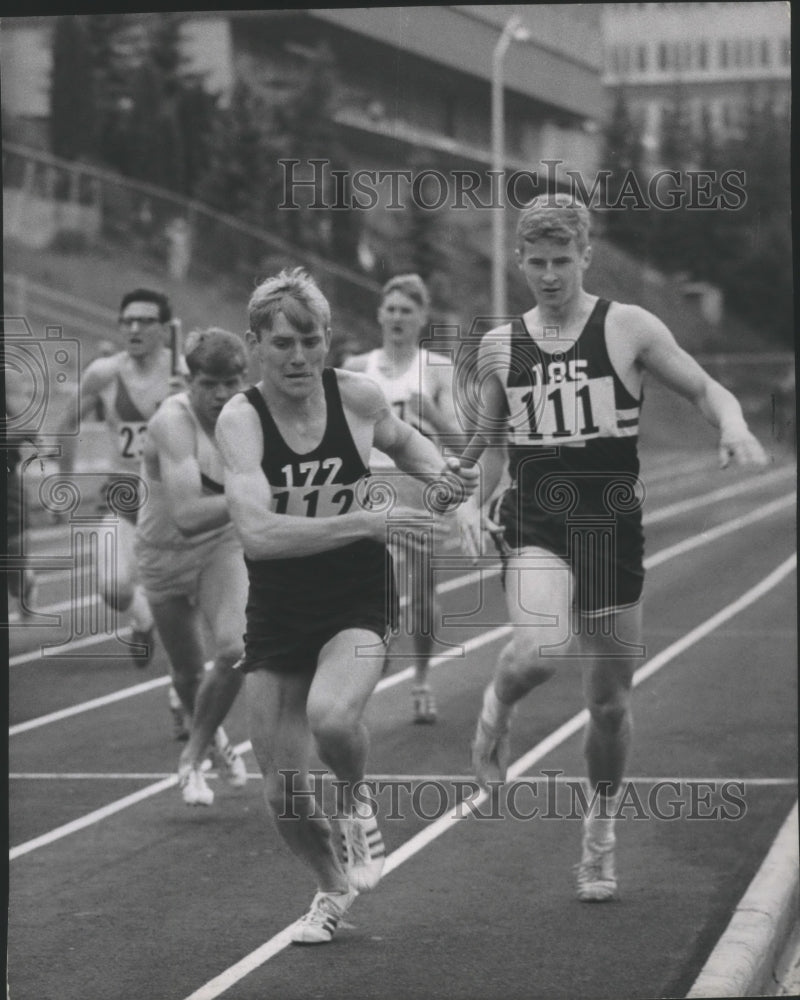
[169,318,182,376]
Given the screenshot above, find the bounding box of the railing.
[2,143,382,337]
[3,273,118,346]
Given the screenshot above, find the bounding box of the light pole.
[491,15,530,320]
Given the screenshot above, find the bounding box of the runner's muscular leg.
[494,547,577,706]
[580,601,643,795]
[150,595,206,712]
[247,668,349,894]
[186,545,248,758]
[306,628,388,813]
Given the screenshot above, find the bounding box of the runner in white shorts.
[136,327,250,806]
[343,275,462,723]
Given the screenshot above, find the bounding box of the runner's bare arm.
[148,401,230,536]
[629,306,768,468]
[372,401,479,501]
[465,334,512,504]
[215,394,396,559]
[58,357,117,474]
[339,353,369,372]
[410,361,462,438]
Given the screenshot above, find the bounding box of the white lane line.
[11,773,186,781]
[15,462,793,601]
[9,675,171,735]
[9,627,139,667]
[8,467,796,667]
[8,550,795,874]
[8,593,101,626]
[643,466,794,524]
[10,491,794,733]
[8,516,795,861]
[639,455,717,483]
[506,555,797,779]
[9,773,796,786]
[181,552,797,1000]
[10,477,794,668]
[10,777,178,860]
[8,741,248,861]
[644,493,795,568]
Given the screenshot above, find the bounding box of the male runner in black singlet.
[464,194,767,902]
[216,268,478,944]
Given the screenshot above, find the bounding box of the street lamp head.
[510,21,531,43]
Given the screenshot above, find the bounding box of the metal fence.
[3,143,382,343]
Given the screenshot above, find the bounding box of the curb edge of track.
[686,800,799,998]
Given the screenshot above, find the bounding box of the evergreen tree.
[49,16,96,161]
[81,12,216,196]
[82,14,133,173]
[601,87,648,257]
[271,41,346,250]
[403,173,443,281]
[650,83,695,275]
[195,79,277,227]
[718,93,792,343]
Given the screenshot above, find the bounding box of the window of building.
[732,39,742,67]
[781,36,790,65]
[760,39,771,66]
[719,39,728,68]
[698,41,708,69]
[743,39,753,67]
[658,42,668,70]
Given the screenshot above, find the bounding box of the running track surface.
[8,394,797,1000]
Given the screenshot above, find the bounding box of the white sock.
[350,792,375,821]
[482,682,513,730]
[584,787,621,845]
[129,586,154,632]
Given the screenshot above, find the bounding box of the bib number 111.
[519,384,600,439]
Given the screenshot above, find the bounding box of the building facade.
[1,6,603,177]
[602,2,790,152]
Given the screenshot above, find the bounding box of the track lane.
[7,457,796,1000]
[9,492,794,847]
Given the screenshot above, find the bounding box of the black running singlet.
[496,299,645,610]
[242,368,394,639]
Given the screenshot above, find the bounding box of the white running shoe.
[341,809,386,891]
[213,728,248,787]
[471,713,511,790]
[179,764,214,807]
[412,684,437,724]
[575,834,618,902]
[291,889,358,945]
